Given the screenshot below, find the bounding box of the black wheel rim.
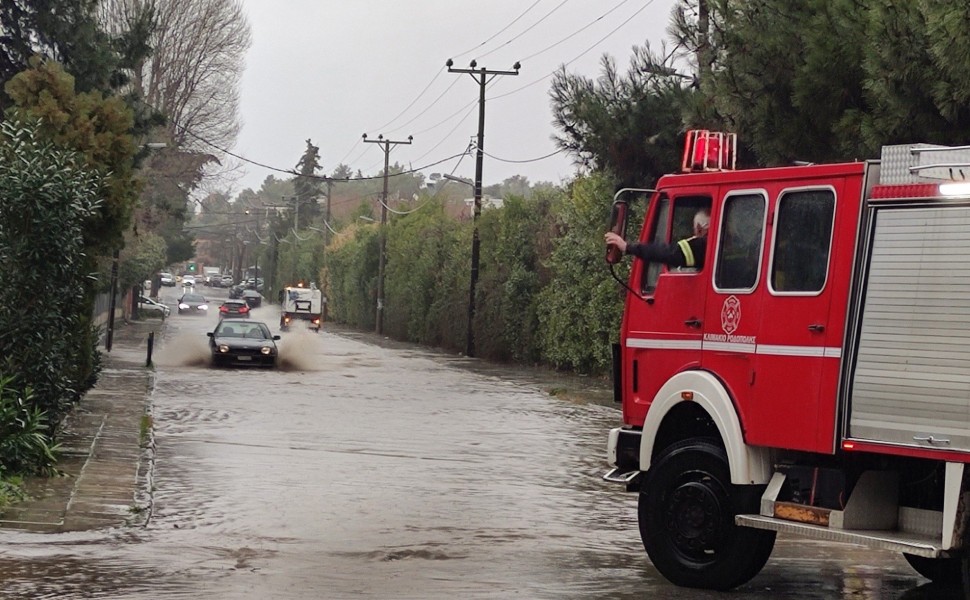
[664,474,727,562]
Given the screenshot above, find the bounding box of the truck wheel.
[638,439,775,590]
[904,553,961,584]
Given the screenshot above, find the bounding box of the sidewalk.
[0,318,162,533]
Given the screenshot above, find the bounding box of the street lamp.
[443,173,474,187]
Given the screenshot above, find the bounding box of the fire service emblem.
[721,295,741,335]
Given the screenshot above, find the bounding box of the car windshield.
[217,322,269,338]
[182,294,205,302]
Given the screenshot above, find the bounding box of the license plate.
[236,356,251,361]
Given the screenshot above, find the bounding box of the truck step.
[736,514,942,558]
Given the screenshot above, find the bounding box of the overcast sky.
[232,0,680,193]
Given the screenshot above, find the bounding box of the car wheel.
[638,439,775,591]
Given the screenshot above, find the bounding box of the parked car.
[218,299,250,320]
[207,319,280,368]
[221,275,234,287]
[138,296,170,318]
[241,289,262,308]
[160,272,176,286]
[182,275,196,287]
[177,293,209,315]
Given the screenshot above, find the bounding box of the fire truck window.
[715,193,765,290]
[771,189,835,293]
[642,197,670,293]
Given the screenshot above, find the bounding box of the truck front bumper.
[604,427,642,490]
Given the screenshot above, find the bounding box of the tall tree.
[293,138,322,228]
[5,58,138,258]
[550,43,690,189]
[0,0,152,111]
[669,0,970,165]
[102,0,249,167]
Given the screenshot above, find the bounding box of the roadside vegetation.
[5,0,970,486]
[0,0,249,488]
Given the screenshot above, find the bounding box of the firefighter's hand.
[605,232,627,254]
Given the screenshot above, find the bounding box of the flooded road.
[0,287,953,599]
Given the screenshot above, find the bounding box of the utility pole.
[324,178,333,247]
[362,133,412,336]
[105,248,120,352]
[447,58,520,357]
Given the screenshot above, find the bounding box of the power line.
[489,0,659,102]
[518,0,635,63]
[475,0,571,61]
[450,0,544,60]
[179,125,467,183]
[481,147,566,164]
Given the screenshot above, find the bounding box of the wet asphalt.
[0,286,959,599]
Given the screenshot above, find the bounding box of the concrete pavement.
[0,317,161,532]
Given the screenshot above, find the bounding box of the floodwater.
[0,288,953,599]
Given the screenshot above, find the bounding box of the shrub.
[0,376,60,476]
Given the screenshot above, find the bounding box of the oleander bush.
[0,121,104,448]
[0,376,60,477]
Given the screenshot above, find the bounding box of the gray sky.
[233,0,680,193]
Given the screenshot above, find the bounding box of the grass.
[0,475,27,514]
[139,414,153,448]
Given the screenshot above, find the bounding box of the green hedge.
[321,173,630,376]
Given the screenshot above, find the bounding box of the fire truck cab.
[605,131,970,590]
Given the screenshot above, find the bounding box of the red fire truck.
[604,130,970,591]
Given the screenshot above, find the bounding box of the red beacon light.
[681,130,737,173]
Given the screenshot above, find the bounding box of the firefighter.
[605,208,710,269]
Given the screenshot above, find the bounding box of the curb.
[0,317,162,533]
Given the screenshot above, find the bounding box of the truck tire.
[638,439,775,590]
[904,553,961,585]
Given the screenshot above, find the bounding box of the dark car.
[241,289,262,308]
[177,292,209,316]
[207,319,280,368]
[218,299,250,320]
[228,284,245,299]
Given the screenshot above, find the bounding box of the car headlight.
[199,304,208,310]
[261,346,273,355]
[178,303,189,309]
[218,344,230,353]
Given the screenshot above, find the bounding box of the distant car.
[228,284,245,300]
[218,299,251,320]
[182,275,196,287]
[244,278,265,292]
[160,272,176,286]
[207,319,280,368]
[241,289,262,308]
[177,292,209,315]
[221,275,234,287]
[138,296,170,318]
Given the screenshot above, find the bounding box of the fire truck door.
[702,191,767,436]
[749,187,838,453]
[624,193,711,424]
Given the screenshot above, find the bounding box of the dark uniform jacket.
[625,236,707,269]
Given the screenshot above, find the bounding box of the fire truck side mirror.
[606,200,629,264]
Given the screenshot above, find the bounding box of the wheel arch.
[640,370,772,485]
